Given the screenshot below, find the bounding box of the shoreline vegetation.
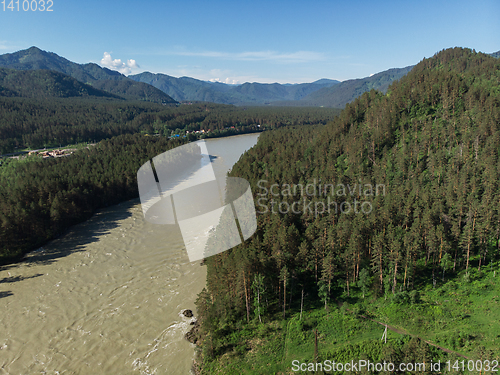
[190,48,500,373]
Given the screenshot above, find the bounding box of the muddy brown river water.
[0,133,260,375]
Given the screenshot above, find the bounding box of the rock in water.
[185,320,200,344]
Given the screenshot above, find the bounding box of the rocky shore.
[182,309,202,375]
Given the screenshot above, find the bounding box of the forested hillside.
[90,79,177,102]
[0,68,121,99]
[194,48,500,372]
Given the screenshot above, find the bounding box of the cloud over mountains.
[100,52,139,75]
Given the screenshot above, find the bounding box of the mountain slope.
[294,48,496,108]
[0,47,176,103]
[128,72,340,104]
[233,80,341,103]
[273,65,414,107]
[0,47,123,82]
[90,79,177,102]
[0,67,122,99]
[128,72,245,103]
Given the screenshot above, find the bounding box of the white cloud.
[209,77,240,85]
[165,66,298,85]
[127,59,139,69]
[207,69,240,84]
[100,52,140,75]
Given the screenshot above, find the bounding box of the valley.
[0,45,499,375]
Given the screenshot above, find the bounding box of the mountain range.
[128,72,340,105]
[0,47,176,103]
[130,50,499,107]
[0,47,498,107]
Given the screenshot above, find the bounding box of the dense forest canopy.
[0,99,340,154]
[193,47,500,371]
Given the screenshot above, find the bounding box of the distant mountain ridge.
[131,49,499,108]
[269,49,498,108]
[0,47,176,103]
[128,72,340,105]
[275,66,415,108]
[0,46,496,107]
[0,46,122,82]
[129,67,418,108]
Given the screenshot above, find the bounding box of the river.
[0,133,260,375]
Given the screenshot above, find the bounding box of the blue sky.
[1,0,499,83]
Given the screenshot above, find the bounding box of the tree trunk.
[466,211,477,274]
[300,288,304,320]
[257,287,261,323]
[403,263,407,290]
[283,277,287,319]
[244,273,250,323]
[314,329,318,362]
[392,260,398,294]
[379,252,383,291]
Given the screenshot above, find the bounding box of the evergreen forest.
[193,48,500,373]
[0,98,340,154]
